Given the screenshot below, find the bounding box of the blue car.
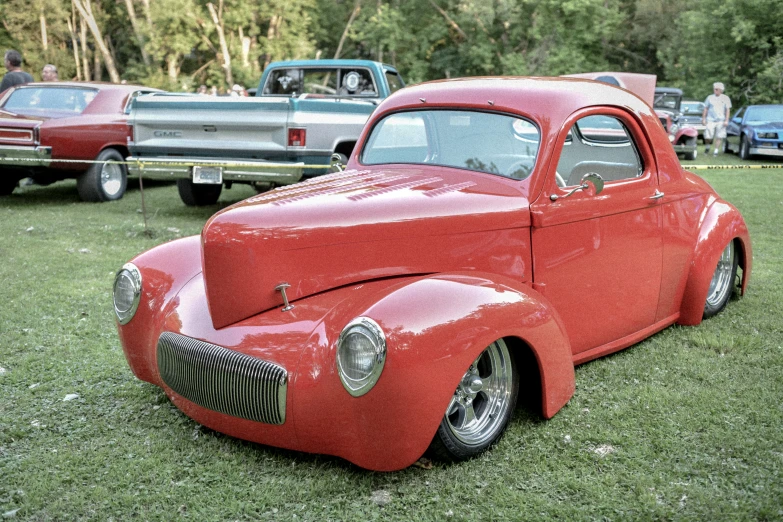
[725,104,783,159]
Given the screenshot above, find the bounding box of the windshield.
[361,110,540,180]
[3,87,97,115]
[681,101,705,115]
[654,93,680,111]
[745,106,783,124]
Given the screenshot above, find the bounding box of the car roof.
[654,87,683,95]
[265,59,397,71]
[12,81,158,93]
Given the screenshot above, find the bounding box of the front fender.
[678,200,752,325]
[293,272,574,471]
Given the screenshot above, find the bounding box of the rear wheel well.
[504,336,543,417]
[333,141,356,160]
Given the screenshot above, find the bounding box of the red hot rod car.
[114,77,751,471]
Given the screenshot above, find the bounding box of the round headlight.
[113,263,142,325]
[336,317,386,397]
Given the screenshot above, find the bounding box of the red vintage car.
[0,82,159,201]
[114,77,752,471]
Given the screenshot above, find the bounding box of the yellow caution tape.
[686,164,783,170]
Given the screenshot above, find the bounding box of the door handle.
[649,190,664,200]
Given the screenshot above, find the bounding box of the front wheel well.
[504,336,543,417]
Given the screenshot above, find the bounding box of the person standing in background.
[702,82,732,157]
[42,64,58,81]
[0,50,34,92]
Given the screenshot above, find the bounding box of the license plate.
[192,166,222,184]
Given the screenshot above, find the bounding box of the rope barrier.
[0,157,329,169]
[1,156,780,171]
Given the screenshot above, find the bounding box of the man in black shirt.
[1,50,34,93]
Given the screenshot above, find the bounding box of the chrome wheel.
[444,339,514,447]
[704,241,737,318]
[100,161,124,198]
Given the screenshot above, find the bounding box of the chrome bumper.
[750,147,783,157]
[127,156,303,185]
[0,145,52,167]
[673,143,697,153]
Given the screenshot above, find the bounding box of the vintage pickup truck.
[127,59,405,205]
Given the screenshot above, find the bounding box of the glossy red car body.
[0,82,158,200]
[116,77,752,471]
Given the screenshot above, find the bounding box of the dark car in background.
[0,82,159,201]
[725,105,783,159]
[653,87,699,160]
[680,100,706,141]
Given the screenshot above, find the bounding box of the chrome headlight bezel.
[336,317,386,397]
[757,131,777,139]
[113,263,142,325]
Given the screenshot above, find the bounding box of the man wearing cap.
[702,82,732,156]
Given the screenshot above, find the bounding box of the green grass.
[1,164,782,521]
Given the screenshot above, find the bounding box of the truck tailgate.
[129,96,291,159]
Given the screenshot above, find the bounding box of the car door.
[529,107,663,360]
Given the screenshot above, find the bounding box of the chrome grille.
[157,332,287,425]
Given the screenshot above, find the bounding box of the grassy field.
[1,155,782,521]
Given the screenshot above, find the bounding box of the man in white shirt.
[702,82,732,156]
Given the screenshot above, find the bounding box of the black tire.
[76,148,127,202]
[0,175,19,196]
[177,178,222,206]
[739,135,751,160]
[429,339,519,461]
[703,240,738,319]
[683,148,697,161]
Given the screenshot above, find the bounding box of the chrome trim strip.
[156,332,288,425]
[0,144,52,166]
[750,147,783,157]
[126,156,304,184]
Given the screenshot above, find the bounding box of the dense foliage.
[1,0,781,103]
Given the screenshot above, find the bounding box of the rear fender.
[678,201,752,325]
[293,272,575,470]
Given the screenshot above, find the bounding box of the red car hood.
[202,167,532,329]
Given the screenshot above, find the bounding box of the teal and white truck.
[127,60,405,205]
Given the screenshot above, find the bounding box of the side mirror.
[330,153,345,172]
[550,172,604,201]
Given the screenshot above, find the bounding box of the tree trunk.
[239,27,250,69]
[123,0,151,66]
[263,14,282,69]
[167,54,179,83]
[94,48,102,81]
[334,0,361,60]
[73,0,121,83]
[67,16,82,80]
[80,16,90,81]
[207,1,232,86]
[40,7,48,52]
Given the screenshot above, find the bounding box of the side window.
[556,114,643,187]
[385,71,404,94]
[263,69,302,95]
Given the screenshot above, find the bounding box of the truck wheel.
[77,149,127,202]
[177,179,222,206]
